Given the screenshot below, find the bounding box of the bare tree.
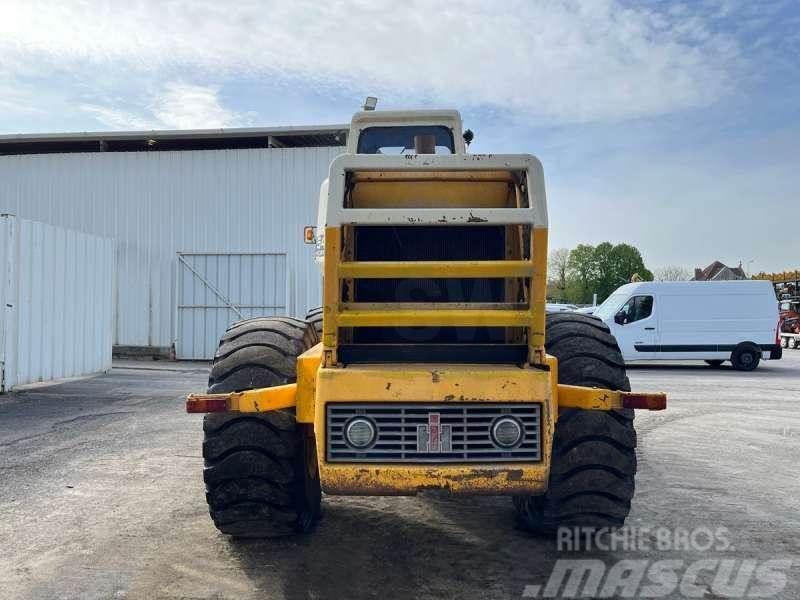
[548,248,570,300]
[654,265,691,281]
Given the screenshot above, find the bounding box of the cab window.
[616,295,653,324]
[357,126,455,154]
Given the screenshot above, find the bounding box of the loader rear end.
[186,110,665,538]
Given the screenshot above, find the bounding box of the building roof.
[693,260,747,281]
[0,124,349,156]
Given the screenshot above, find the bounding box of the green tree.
[566,244,598,304]
[611,243,653,285]
[563,242,653,304]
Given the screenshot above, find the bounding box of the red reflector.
[622,393,667,411]
[186,397,229,413]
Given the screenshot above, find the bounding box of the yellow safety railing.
[322,226,548,367]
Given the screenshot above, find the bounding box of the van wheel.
[731,343,761,371]
[513,313,636,534]
[705,360,724,368]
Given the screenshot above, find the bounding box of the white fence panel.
[1,215,114,391]
[176,252,287,359]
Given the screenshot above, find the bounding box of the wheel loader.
[187,109,666,537]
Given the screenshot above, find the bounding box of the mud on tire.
[514,312,637,534]
[203,317,321,537]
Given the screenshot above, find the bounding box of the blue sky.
[0,0,797,273]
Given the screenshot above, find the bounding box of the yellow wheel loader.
[187,109,666,537]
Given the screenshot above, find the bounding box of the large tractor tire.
[305,306,323,339]
[514,312,637,534]
[202,317,321,537]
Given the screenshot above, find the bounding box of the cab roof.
[348,109,465,154]
[350,109,462,127]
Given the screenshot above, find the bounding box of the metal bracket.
[186,383,297,413]
[557,384,667,411]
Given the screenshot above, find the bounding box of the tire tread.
[515,313,637,534]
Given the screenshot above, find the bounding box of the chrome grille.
[327,403,541,463]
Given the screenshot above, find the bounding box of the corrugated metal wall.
[0,146,339,352]
[0,215,114,390]
[176,252,287,359]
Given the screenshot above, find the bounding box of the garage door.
[176,252,287,359]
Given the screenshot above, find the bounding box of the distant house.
[692,261,747,281]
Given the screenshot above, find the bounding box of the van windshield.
[594,292,629,321]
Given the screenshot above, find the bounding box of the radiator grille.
[327,403,541,463]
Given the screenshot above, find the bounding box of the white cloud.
[78,104,161,130]
[0,0,743,123]
[78,83,245,130]
[150,83,241,129]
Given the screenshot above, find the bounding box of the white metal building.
[0,125,347,359]
[0,215,114,390]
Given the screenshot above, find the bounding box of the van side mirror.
[614,312,627,325]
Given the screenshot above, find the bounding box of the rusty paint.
[296,344,323,423]
[557,384,667,411]
[314,363,555,495]
[321,464,548,496]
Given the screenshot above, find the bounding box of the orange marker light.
[186,395,229,413]
[304,226,316,244]
[622,393,667,411]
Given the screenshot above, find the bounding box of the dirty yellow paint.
[351,180,512,209]
[314,363,555,495]
[296,343,322,423]
[556,384,667,411]
[529,227,548,364]
[338,260,534,279]
[322,227,341,366]
[337,308,533,328]
[186,384,297,413]
[557,384,621,411]
[321,464,549,496]
[545,354,559,421]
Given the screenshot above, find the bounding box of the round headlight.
[491,416,523,448]
[345,417,377,449]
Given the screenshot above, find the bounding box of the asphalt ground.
[1,354,798,599]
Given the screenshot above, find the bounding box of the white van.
[591,281,781,370]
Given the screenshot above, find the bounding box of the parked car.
[546,302,578,312]
[592,280,781,370]
[574,305,596,315]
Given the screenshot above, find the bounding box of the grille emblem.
[417,413,452,453]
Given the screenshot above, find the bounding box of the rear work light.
[621,393,667,411]
[186,395,229,413]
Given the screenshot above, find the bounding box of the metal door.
[176,252,287,359]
